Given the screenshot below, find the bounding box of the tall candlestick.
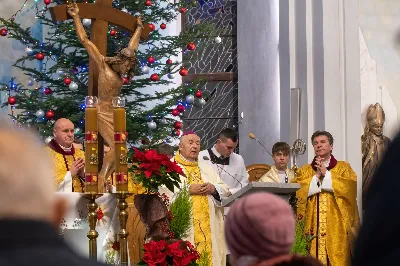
[85,96,99,193]
[113,97,128,192]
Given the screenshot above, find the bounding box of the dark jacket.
[0,219,105,266]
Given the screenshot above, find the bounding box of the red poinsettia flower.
[143,240,167,266]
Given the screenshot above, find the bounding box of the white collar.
[212,145,226,158]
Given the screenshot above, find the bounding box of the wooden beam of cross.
[49,0,151,170]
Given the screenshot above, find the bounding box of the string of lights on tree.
[0,0,222,146]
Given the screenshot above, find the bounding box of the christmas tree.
[0,0,211,146]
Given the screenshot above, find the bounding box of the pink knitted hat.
[225,192,296,261]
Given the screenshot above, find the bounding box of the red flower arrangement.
[138,239,200,266]
[130,148,184,192]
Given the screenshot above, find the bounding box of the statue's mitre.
[367,103,385,124]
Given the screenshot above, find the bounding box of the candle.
[113,97,128,192]
[84,96,99,193]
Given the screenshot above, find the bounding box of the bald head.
[53,118,75,147]
[0,117,59,221]
[179,134,200,161]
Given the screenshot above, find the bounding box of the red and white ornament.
[44,0,51,5]
[160,23,167,30]
[150,74,159,81]
[147,56,155,64]
[174,121,183,129]
[177,104,185,113]
[44,87,53,95]
[45,110,55,120]
[36,52,45,61]
[171,109,179,116]
[148,23,156,31]
[166,59,172,65]
[145,0,152,6]
[0,28,8,36]
[187,42,196,51]
[123,77,129,85]
[195,90,202,98]
[179,68,188,76]
[110,29,117,36]
[64,77,72,85]
[7,96,16,105]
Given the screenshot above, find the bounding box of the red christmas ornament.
[150,74,159,81]
[45,110,55,120]
[44,0,51,5]
[110,29,117,36]
[160,23,167,30]
[36,52,44,61]
[0,28,8,36]
[177,104,185,113]
[179,68,188,76]
[166,59,172,65]
[64,77,72,85]
[195,90,202,98]
[174,121,183,129]
[147,56,155,64]
[7,96,16,105]
[171,109,179,116]
[187,42,196,51]
[148,23,156,31]
[123,77,129,85]
[172,129,181,136]
[145,0,152,6]
[44,87,53,95]
[179,7,187,13]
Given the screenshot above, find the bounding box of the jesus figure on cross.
[67,3,143,192]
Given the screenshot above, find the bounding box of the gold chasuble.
[174,153,213,265]
[293,156,359,266]
[45,139,84,192]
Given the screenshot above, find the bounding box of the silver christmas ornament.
[25,47,34,55]
[195,98,206,107]
[35,109,45,118]
[185,94,195,104]
[214,36,222,44]
[141,65,150,74]
[82,19,91,27]
[160,117,168,124]
[167,73,175,79]
[45,136,53,144]
[69,82,78,90]
[147,121,157,130]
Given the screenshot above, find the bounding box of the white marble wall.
[360,28,399,141]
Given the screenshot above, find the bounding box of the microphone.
[248,133,273,157]
[202,156,243,188]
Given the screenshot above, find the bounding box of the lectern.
[221,182,301,207]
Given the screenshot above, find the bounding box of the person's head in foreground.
[225,192,323,266]
[0,117,104,265]
[179,131,200,161]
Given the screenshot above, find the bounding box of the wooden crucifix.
[49,1,150,174]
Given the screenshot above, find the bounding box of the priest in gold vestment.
[162,132,230,266]
[45,118,85,192]
[293,131,359,266]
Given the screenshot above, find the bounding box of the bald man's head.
[0,117,66,224]
[179,133,200,161]
[53,118,75,147]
